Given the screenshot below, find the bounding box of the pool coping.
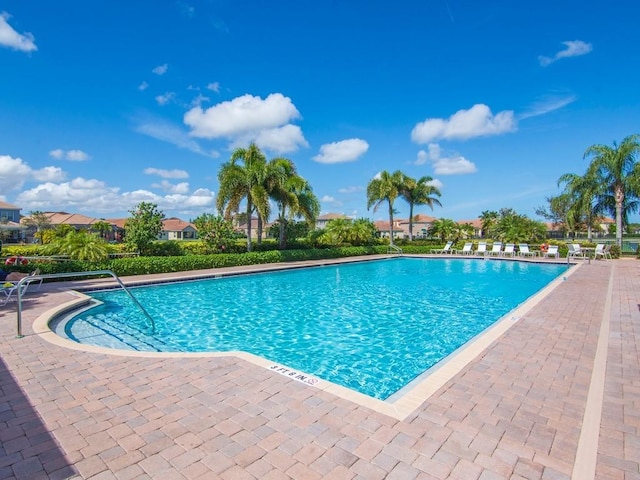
[31,254,579,421]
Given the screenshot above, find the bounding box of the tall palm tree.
[557,171,602,241]
[584,134,640,246]
[366,170,404,246]
[217,143,269,252]
[267,157,320,249]
[400,175,442,241]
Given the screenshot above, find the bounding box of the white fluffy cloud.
[0,12,36,52]
[411,104,516,143]
[144,167,189,179]
[207,82,220,93]
[539,40,592,67]
[184,93,307,153]
[415,143,477,175]
[16,178,215,214]
[152,63,168,75]
[313,139,369,164]
[0,155,64,191]
[151,181,190,194]
[49,148,90,161]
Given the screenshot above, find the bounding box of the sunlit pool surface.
[54,257,568,399]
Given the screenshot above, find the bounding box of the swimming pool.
[54,257,568,399]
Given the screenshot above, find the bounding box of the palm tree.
[428,218,458,242]
[367,170,404,246]
[557,171,602,241]
[479,210,498,238]
[400,175,442,241]
[217,143,270,252]
[44,230,109,261]
[584,134,640,246]
[267,157,320,249]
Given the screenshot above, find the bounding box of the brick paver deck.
[0,257,638,479]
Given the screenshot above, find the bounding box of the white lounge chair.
[454,242,473,255]
[474,241,487,256]
[567,243,586,259]
[544,245,559,258]
[1,281,30,306]
[488,242,502,256]
[518,243,537,257]
[432,241,453,254]
[594,244,612,260]
[502,243,515,257]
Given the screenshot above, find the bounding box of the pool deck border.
[1,254,637,479]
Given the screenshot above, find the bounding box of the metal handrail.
[388,244,403,254]
[14,270,155,338]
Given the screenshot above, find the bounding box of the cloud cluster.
[539,40,592,67]
[0,12,36,52]
[144,167,189,179]
[184,93,308,153]
[313,139,369,164]
[412,104,516,143]
[415,143,477,175]
[0,155,63,192]
[152,63,168,75]
[49,149,91,161]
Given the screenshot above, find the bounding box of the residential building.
[159,217,197,241]
[315,213,349,230]
[0,201,24,243]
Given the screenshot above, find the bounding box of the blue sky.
[1,1,639,223]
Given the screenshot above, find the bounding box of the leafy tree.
[400,175,442,241]
[21,211,52,244]
[491,209,546,243]
[319,218,352,246]
[92,220,113,240]
[268,220,311,243]
[367,170,404,246]
[557,170,603,241]
[479,210,498,238]
[267,157,320,249]
[535,195,571,236]
[124,202,165,254]
[348,218,377,246]
[217,143,270,252]
[584,134,640,246]
[193,213,235,253]
[43,230,109,261]
[428,218,459,242]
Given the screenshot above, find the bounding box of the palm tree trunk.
[388,201,394,246]
[279,205,286,250]
[257,216,263,246]
[616,186,624,247]
[246,200,253,252]
[408,204,414,241]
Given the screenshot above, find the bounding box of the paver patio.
[0,256,638,479]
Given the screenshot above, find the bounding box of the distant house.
[457,218,483,238]
[374,220,405,240]
[0,201,25,243]
[315,213,349,230]
[159,217,197,241]
[398,214,437,238]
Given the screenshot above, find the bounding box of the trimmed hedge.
[5,246,390,278]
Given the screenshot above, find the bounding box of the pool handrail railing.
[14,270,155,338]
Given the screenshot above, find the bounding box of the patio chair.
[544,245,559,258]
[487,242,502,256]
[567,243,586,259]
[474,241,488,256]
[1,280,30,307]
[432,241,454,254]
[518,243,537,257]
[502,243,515,257]
[594,244,612,260]
[454,242,473,255]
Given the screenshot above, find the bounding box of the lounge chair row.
[432,242,560,258]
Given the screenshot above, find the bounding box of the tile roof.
[162,217,196,231]
[0,201,21,210]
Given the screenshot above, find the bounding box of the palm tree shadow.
[0,356,78,479]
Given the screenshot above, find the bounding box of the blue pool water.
[56,258,568,399]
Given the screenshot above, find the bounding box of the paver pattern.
[0,257,638,479]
